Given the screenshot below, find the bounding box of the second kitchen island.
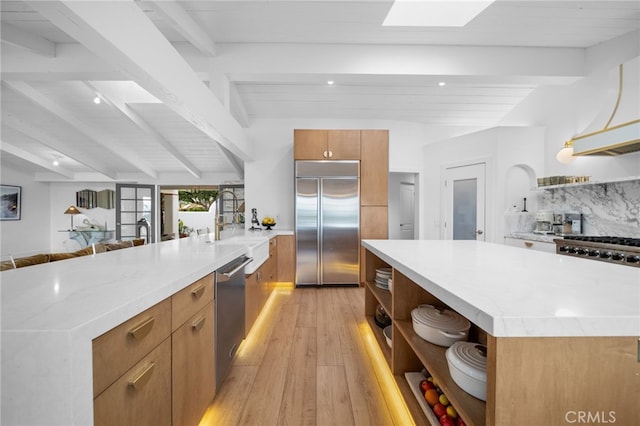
[362,239,639,426]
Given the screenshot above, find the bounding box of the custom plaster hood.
[572,64,640,157]
[572,119,640,156]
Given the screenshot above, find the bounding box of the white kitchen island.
[0,234,274,426]
[362,239,640,426]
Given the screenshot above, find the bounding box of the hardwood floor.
[199,285,414,426]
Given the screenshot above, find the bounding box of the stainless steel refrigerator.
[295,160,360,286]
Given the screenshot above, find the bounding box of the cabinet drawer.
[93,298,171,396]
[172,302,216,426]
[94,338,172,426]
[504,237,556,253]
[172,273,214,331]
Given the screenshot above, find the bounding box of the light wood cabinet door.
[92,299,171,397]
[171,273,214,332]
[172,302,216,426]
[245,270,260,335]
[360,130,389,206]
[294,129,361,159]
[360,206,389,284]
[328,130,360,159]
[276,235,295,282]
[294,129,328,159]
[94,338,172,426]
[268,237,278,292]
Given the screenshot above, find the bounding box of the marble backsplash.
[536,179,640,237]
[504,179,640,237]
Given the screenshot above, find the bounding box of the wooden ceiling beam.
[4,80,158,179]
[1,22,56,57]
[27,0,252,170]
[145,1,216,57]
[84,81,202,179]
[0,140,75,179]
[1,110,117,180]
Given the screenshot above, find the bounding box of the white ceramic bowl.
[411,305,470,347]
[383,325,392,348]
[445,342,487,401]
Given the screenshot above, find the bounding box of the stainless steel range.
[554,236,640,267]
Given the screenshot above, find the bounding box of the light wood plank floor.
[199,286,413,426]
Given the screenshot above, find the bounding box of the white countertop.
[362,239,640,338]
[0,232,288,426]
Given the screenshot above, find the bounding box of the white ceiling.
[1,0,639,181]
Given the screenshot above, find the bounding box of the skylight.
[383,0,495,27]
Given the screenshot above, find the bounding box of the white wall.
[243,118,476,233]
[421,127,545,242]
[0,166,51,256]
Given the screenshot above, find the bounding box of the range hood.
[572,119,640,156]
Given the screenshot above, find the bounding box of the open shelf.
[395,374,432,426]
[536,175,639,191]
[395,320,486,426]
[364,280,392,314]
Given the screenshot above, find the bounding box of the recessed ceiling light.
[438,81,446,87]
[327,80,335,85]
[93,95,101,104]
[383,0,495,27]
[53,160,59,166]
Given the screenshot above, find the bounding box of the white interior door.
[444,163,486,241]
[399,182,415,239]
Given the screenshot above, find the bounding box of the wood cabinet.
[360,206,389,283]
[276,234,295,282]
[94,338,172,426]
[245,237,278,334]
[360,130,389,206]
[245,270,260,335]
[172,302,215,426]
[363,248,639,426]
[171,274,215,426]
[294,129,361,160]
[93,273,216,426]
[294,128,389,286]
[92,299,172,426]
[92,299,172,397]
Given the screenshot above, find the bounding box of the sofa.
[1,238,145,272]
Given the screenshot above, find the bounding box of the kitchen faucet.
[213,189,240,240]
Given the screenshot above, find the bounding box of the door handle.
[476,230,484,235]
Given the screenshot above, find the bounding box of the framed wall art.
[0,185,21,220]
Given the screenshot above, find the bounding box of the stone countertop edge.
[361,239,640,338]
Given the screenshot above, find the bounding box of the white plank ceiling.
[1,0,639,181]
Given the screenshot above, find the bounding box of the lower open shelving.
[363,252,485,426]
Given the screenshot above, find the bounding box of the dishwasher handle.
[217,257,253,282]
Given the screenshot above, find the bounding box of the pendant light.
[556,140,575,164]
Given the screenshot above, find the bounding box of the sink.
[215,236,269,274]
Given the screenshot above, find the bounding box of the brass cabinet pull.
[191,315,206,331]
[327,150,333,158]
[128,317,155,340]
[191,284,206,299]
[128,362,155,390]
[524,241,533,248]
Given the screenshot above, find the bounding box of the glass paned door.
[444,163,486,241]
[116,184,155,243]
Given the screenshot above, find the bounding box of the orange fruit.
[424,388,439,407]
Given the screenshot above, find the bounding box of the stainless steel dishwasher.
[215,255,253,388]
